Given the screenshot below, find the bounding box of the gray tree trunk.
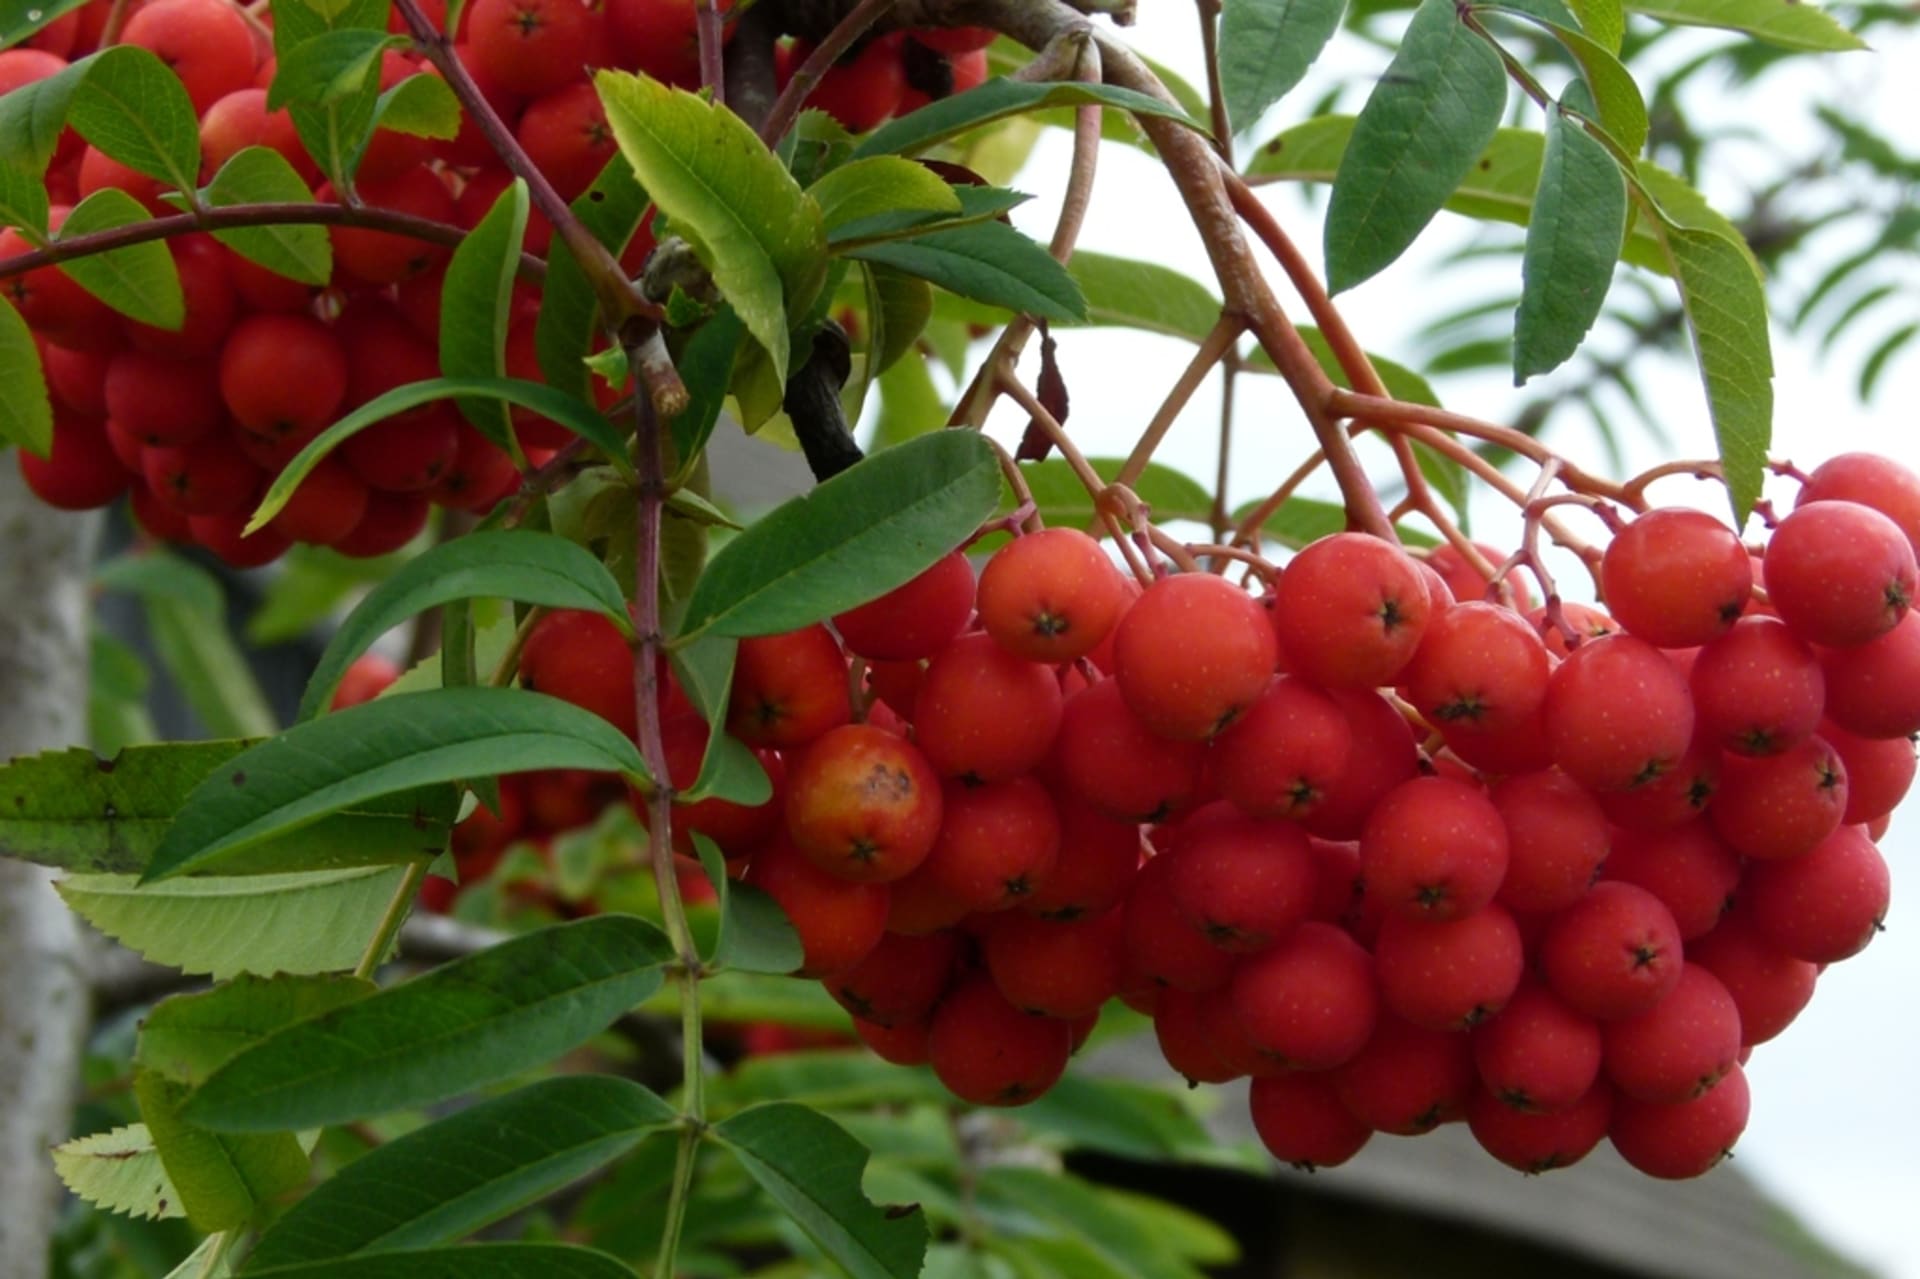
[0,466,99,1279]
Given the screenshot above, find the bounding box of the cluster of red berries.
[503,450,1913,1181]
[5,0,992,562]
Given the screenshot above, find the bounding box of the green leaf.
[0,157,51,234]
[864,265,933,376]
[677,429,999,641]
[1859,321,1918,401]
[139,974,376,1087]
[1018,1075,1256,1167]
[299,530,631,722]
[810,156,960,239]
[441,178,529,449]
[1485,7,1648,154]
[1568,0,1626,49]
[203,146,333,285]
[181,915,673,1131]
[145,687,650,880]
[0,741,454,876]
[52,1124,185,1222]
[0,295,53,456]
[1066,252,1222,342]
[270,0,387,186]
[244,1076,677,1268]
[265,28,394,112]
[1514,104,1627,382]
[66,44,200,193]
[535,159,650,400]
[1632,161,1759,276]
[0,54,88,173]
[1645,216,1772,525]
[670,308,747,474]
[828,184,1029,249]
[89,629,157,755]
[58,866,413,979]
[242,1245,642,1279]
[871,343,948,448]
[164,1235,234,1279]
[0,0,90,47]
[692,833,802,974]
[372,72,463,140]
[135,1069,310,1232]
[854,78,1201,161]
[1324,0,1508,292]
[596,70,827,384]
[55,188,185,328]
[848,222,1086,323]
[1217,0,1349,131]
[1294,326,1442,405]
[712,1102,929,1279]
[1625,0,1863,49]
[977,1168,1198,1279]
[250,377,634,532]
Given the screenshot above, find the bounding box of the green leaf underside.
[677,430,1000,641]
[1483,6,1649,154]
[692,833,803,974]
[59,866,413,979]
[1218,0,1350,131]
[828,184,1028,248]
[182,915,672,1132]
[1649,217,1773,526]
[809,156,960,237]
[244,1076,676,1268]
[714,1102,929,1279]
[0,741,453,876]
[847,221,1087,323]
[144,687,648,881]
[596,70,826,384]
[1514,106,1629,381]
[271,0,386,186]
[0,296,53,455]
[203,147,333,285]
[373,73,463,140]
[53,1124,185,1222]
[1569,0,1627,49]
[134,1069,309,1232]
[243,1245,642,1278]
[1325,0,1509,293]
[1066,252,1224,342]
[535,159,650,399]
[441,177,529,448]
[853,78,1200,161]
[250,376,633,532]
[1626,0,1863,49]
[299,530,630,721]
[66,45,201,193]
[55,187,185,328]
[139,974,377,1087]
[668,308,745,473]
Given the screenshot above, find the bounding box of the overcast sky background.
[959,8,1920,1276]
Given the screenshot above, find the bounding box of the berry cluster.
[6,0,992,563]
[507,451,1913,1181]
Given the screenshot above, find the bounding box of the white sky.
[980,8,1920,1276]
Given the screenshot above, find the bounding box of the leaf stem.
[354,860,429,980]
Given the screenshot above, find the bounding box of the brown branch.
[759,0,899,146]
[1117,312,1243,489]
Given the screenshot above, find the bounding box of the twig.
[759,0,899,146]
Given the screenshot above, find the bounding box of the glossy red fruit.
[124,235,237,359]
[1764,500,1917,647]
[121,0,257,114]
[1688,616,1824,755]
[1332,1015,1477,1136]
[893,776,1058,916]
[785,724,944,884]
[1708,734,1847,862]
[1742,824,1890,964]
[976,528,1128,663]
[1601,963,1742,1104]
[1600,507,1751,648]
[1054,678,1206,822]
[1469,1081,1613,1173]
[1248,1071,1373,1171]
[743,836,889,977]
[1360,776,1509,921]
[984,908,1125,1018]
[1302,689,1420,840]
[914,633,1062,780]
[1797,451,1920,557]
[727,625,850,749]
[1272,532,1431,689]
[519,608,637,737]
[329,167,457,284]
[220,313,349,440]
[1373,906,1525,1031]
[1601,820,1740,941]
[141,437,261,516]
[1209,676,1352,821]
[1120,850,1236,994]
[1609,1063,1749,1179]
[1819,611,1920,739]
[515,80,617,203]
[105,352,222,448]
[1540,882,1684,1021]
[1231,921,1378,1069]
[1020,792,1140,921]
[1490,769,1610,915]
[1425,541,1534,610]
[17,412,130,510]
[805,34,908,132]
[1166,810,1314,952]
[330,654,401,710]
[466,0,594,98]
[1471,979,1602,1113]
[927,975,1072,1106]
[1543,633,1695,792]
[832,550,975,661]
[1113,573,1276,740]
[333,490,431,558]
[189,512,291,568]
[1687,913,1817,1046]
[826,929,959,1027]
[269,455,369,547]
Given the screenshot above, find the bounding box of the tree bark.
[0,466,99,1279]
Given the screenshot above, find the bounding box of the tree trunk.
[0,466,99,1279]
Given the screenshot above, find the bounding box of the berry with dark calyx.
[1152,988,1240,1084]
[1530,600,1617,657]
[1166,808,1315,952]
[1468,1081,1613,1173]
[1209,676,1352,821]
[219,312,348,441]
[1601,963,1742,1103]
[977,527,1128,663]
[743,836,890,978]
[1822,720,1917,825]
[1596,730,1720,833]
[466,0,594,98]
[855,1015,931,1066]
[1054,678,1206,823]
[1609,1063,1750,1179]
[984,907,1125,1018]
[1490,769,1611,915]
[124,235,236,359]
[913,632,1063,781]
[1426,541,1534,610]
[342,409,462,494]
[1797,451,1920,557]
[1121,849,1237,993]
[785,723,944,884]
[1472,978,1603,1113]
[1360,776,1509,921]
[1248,1071,1373,1171]
[1302,688,1421,840]
[121,0,257,114]
[1021,791,1140,921]
[1601,820,1740,941]
[804,35,909,133]
[519,608,637,737]
[833,550,975,661]
[188,512,292,568]
[1271,532,1432,689]
[327,166,457,285]
[1540,882,1684,1021]
[1231,920,1378,1069]
[515,81,617,204]
[17,412,130,511]
[1402,601,1554,773]
[141,437,261,517]
[826,929,960,1027]
[1600,507,1751,648]
[1114,572,1277,740]
[1708,734,1847,862]
[895,774,1057,914]
[1543,633,1695,792]
[1764,500,1917,648]
[1373,905,1525,1031]
[106,351,222,448]
[1688,616,1824,755]
[927,975,1072,1106]
[269,455,370,547]
[1742,824,1891,964]
[1332,1015,1477,1136]
[727,624,850,750]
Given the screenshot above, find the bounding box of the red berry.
[833,550,975,661]
[1600,507,1751,648]
[927,975,1071,1106]
[785,724,944,884]
[976,528,1127,663]
[1114,573,1277,740]
[1272,532,1432,689]
[1764,500,1917,647]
